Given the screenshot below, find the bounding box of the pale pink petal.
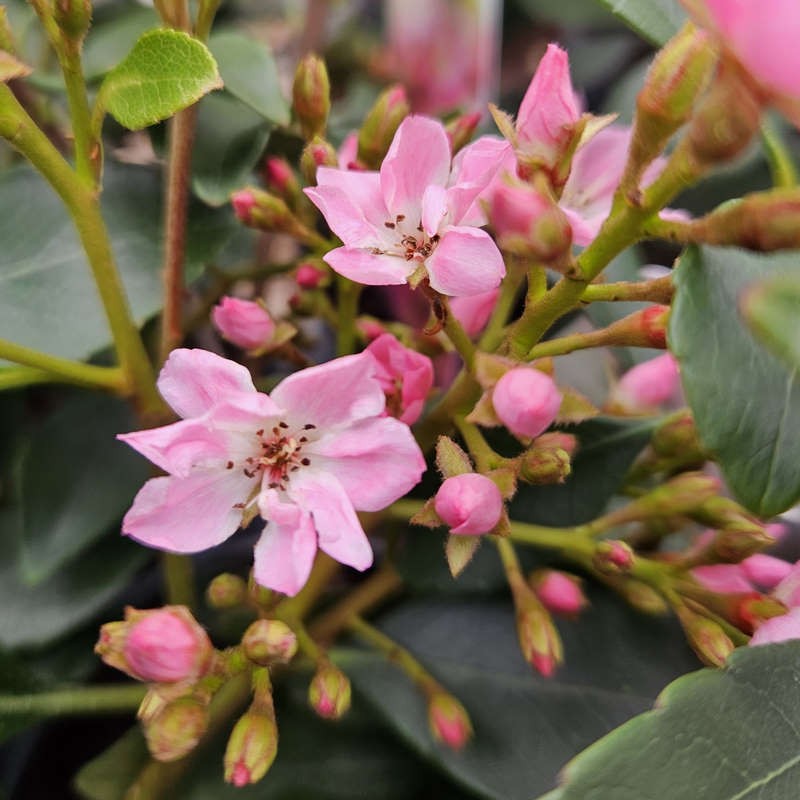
[773,561,800,607]
[380,116,451,221]
[288,470,373,570]
[691,564,753,594]
[157,349,256,419]
[337,131,359,169]
[750,607,800,646]
[122,472,252,553]
[307,416,426,511]
[425,226,506,296]
[450,289,499,337]
[254,492,318,596]
[324,246,414,286]
[270,352,385,430]
[561,207,599,248]
[422,184,449,236]
[212,297,275,350]
[741,554,792,590]
[447,136,510,225]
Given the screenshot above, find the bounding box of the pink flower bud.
[264,157,297,197]
[224,708,278,787]
[531,570,587,616]
[366,333,434,425]
[593,540,635,574]
[231,189,256,223]
[242,619,298,666]
[516,598,563,677]
[446,111,482,153]
[295,261,327,289]
[357,84,410,169]
[612,353,681,411]
[434,473,503,535]
[427,691,472,750]
[212,297,276,350]
[492,367,562,439]
[292,54,331,140]
[309,662,351,720]
[741,554,792,590]
[450,289,499,338]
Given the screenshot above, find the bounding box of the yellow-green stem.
[0,366,55,391]
[161,553,197,609]
[580,275,673,304]
[761,119,798,189]
[195,0,222,40]
[336,276,361,356]
[454,416,498,471]
[0,684,145,717]
[441,297,477,373]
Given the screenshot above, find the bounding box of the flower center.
[372,214,441,261]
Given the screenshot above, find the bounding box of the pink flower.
[684,0,800,126]
[212,297,276,351]
[750,607,800,646]
[118,349,425,596]
[365,333,434,425]
[450,289,499,337]
[691,563,755,594]
[532,571,587,616]
[434,473,503,535]
[611,353,682,411]
[492,367,562,439]
[304,116,507,297]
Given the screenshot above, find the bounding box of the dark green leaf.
[515,0,616,27]
[209,31,289,125]
[346,591,698,800]
[594,0,687,45]
[541,641,800,800]
[741,272,800,371]
[99,29,222,130]
[17,393,149,584]
[0,649,42,744]
[0,162,234,363]
[670,245,800,516]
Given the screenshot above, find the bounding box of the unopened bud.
[446,111,482,154]
[231,187,323,246]
[295,260,328,289]
[713,526,774,562]
[224,707,278,787]
[651,410,704,459]
[593,540,635,574]
[357,84,410,169]
[694,497,773,561]
[738,594,789,633]
[54,0,92,39]
[144,697,209,762]
[95,606,213,684]
[516,597,563,677]
[264,157,301,204]
[535,432,578,457]
[242,619,298,666]
[434,473,504,535]
[206,573,248,609]
[292,54,330,140]
[212,297,276,351]
[531,570,587,616]
[610,352,681,412]
[309,662,351,720]
[630,472,721,519]
[427,691,473,750]
[601,305,670,349]
[614,578,669,614]
[300,137,338,185]
[492,367,562,440]
[519,443,571,485]
[677,607,734,667]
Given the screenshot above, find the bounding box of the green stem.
[478,261,525,351]
[580,275,673,304]
[454,416,499,471]
[413,370,481,452]
[441,297,477,373]
[58,41,96,184]
[161,553,197,609]
[195,0,222,41]
[0,366,55,391]
[0,338,126,391]
[336,276,361,356]
[641,214,697,244]
[761,119,798,188]
[0,684,146,717]
[0,85,162,415]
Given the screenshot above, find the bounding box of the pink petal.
[691,564,753,594]
[157,349,256,419]
[773,560,800,607]
[288,470,373,571]
[447,136,510,225]
[324,246,415,286]
[426,226,506,296]
[254,492,318,596]
[380,116,451,221]
[741,554,792,590]
[750,607,800,646]
[270,352,385,430]
[307,416,426,511]
[450,289,499,337]
[560,207,599,248]
[421,184,449,236]
[122,472,251,553]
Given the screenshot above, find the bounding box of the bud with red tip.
[224,706,278,787]
[677,606,734,667]
[516,596,564,677]
[434,473,504,535]
[357,84,410,169]
[651,410,704,459]
[531,570,587,617]
[300,137,338,184]
[427,690,473,750]
[295,260,328,289]
[446,111,482,154]
[492,367,562,440]
[309,661,351,720]
[144,697,209,762]
[96,606,213,685]
[242,619,298,666]
[264,156,302,208]
[206,573,248,609]
[292,54,330,140]
[231,187,324,246]
[212,297,276,351]
[593,540,635,575]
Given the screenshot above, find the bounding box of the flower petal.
[253,492,318,596]
[158,348,256,419]
[426,226,506,296]
[307,416,426,511]
[270,352,385,430]
[750,607,800,646]
[380,116,451,221]
[122,472,252,553]
[324,246,415,286]
[421,184,449,236]
[447,135,510,225]
[288,470,373,571]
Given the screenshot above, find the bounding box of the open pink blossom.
[304,115,507,297]
[365,333,434,425]
[212,297,275,350]
[683,0,800,126]
[118,349,425,596]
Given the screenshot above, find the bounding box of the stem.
[0,684,145,717]
[0,366,55,391]
[441,297,477,374]
[335,276,361,356]
[195,0,222,41]
[761,119,798,189]
[161,552,197,609]
[478,262,525,351]
[0,339,126,391]
[413,370,481,452]
[454,416,499,471]
[580,275,673,304]
[277,552,341,621]
[0,86,162,415]
[641,215,697,244]
[160,105,198,364]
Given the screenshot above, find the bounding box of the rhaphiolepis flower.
[118,349,425,596]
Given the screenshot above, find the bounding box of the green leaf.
[540,641,800,800]
[741,272,800,371]
[82,5,158,82]
[346,591,699,800]
[0,649,42,744]
[17,393,149,585]
[670,245,800,516]
[0,162,234,364]
[74,727,149,800]
[209,31,289,125]
[99,29,222,130]
[594,0,687,44]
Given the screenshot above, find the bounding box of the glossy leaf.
[670,245,800,516]
[741,272,800,371]
[595,0,687,45]
[346,591,699,800]
[541,641,800,800]
[99,29,222,130]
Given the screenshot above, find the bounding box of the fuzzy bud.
[630,471,721,520]
[519,438,573,485]
[492,367,562,440]
[614,578,669,615]
[292,54,330,140]
[224,707,279,787]
[242,619,298,666]
[531,570,587,617]
[427,691,473,750]
[212,297,276,351]
[300,137,338,185]
[206,573,248,609]
[434,473,504,535]
[694,497,774,561]
[309,662,351,720]
[677,607,734,667]
[357,85,410,169]
[599,305,670,349]
[516,597,563,677]
[96,606,213,685]
[144,697,209,762]
[231,188,321,246]
[593,540,635,575]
